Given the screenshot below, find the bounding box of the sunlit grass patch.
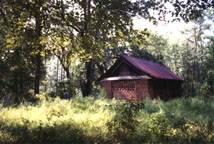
[0,95,117,143]
[0,95,214,143]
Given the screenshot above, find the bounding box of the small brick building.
[100,55,184,100]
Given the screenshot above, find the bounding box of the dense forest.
[0,0,214,143]
[0,0,213,101]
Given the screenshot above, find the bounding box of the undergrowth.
[0,95,214,144]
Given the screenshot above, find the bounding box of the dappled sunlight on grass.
[0,95,116,143]
[0,95,214,143]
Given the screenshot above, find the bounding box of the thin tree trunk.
[44,51,47,91]
[61,65,63,81]
[34,53,41,94]
[57,59,59,82]
[56,58,59,93]
[64,67,70,79]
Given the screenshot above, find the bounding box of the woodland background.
[0,0,214,101]
[0,0,214,143]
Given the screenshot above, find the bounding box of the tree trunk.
[34,53,41,94]
[81,60,93,97]
[59,61,70,79]
[64,67,70,79]
[34,0,42,94]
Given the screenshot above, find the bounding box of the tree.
[0,0,51,97]
[204,37,214,96]
[44,0,146,96]
[1,0,214,99]
[138,0,214,23]
[0,0,36,101]
[163,8,214,97]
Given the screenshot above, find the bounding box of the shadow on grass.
[0,120,106,144]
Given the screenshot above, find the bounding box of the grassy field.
[0,94,214,144]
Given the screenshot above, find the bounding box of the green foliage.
[99,88,107,99]
[0,96,214,143]
[143,97,162,113]
[163,9,214,98]
[200,82,209,97]
[0,0,49,96]
[163,97,214,124]
[139,113,172,143]
[106,100,144,143]
[0,95,114,143]
[55,80,76,98]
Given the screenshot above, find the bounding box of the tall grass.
[0,95,214,143]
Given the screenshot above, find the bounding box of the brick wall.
[136,79,149,100]
[102,81,112,98]
[102,79,150,100]
[111,80,137,100]
[148,80,154,98]
[103,79,182,100]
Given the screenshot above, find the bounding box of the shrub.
[143,97,162,113]
[106,100,144,143]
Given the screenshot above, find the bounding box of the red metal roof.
[102,76,151,81]
[122,55,184,81]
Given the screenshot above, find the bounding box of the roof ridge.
[122,54,162,64]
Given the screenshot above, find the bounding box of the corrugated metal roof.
[122,55,184,81]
